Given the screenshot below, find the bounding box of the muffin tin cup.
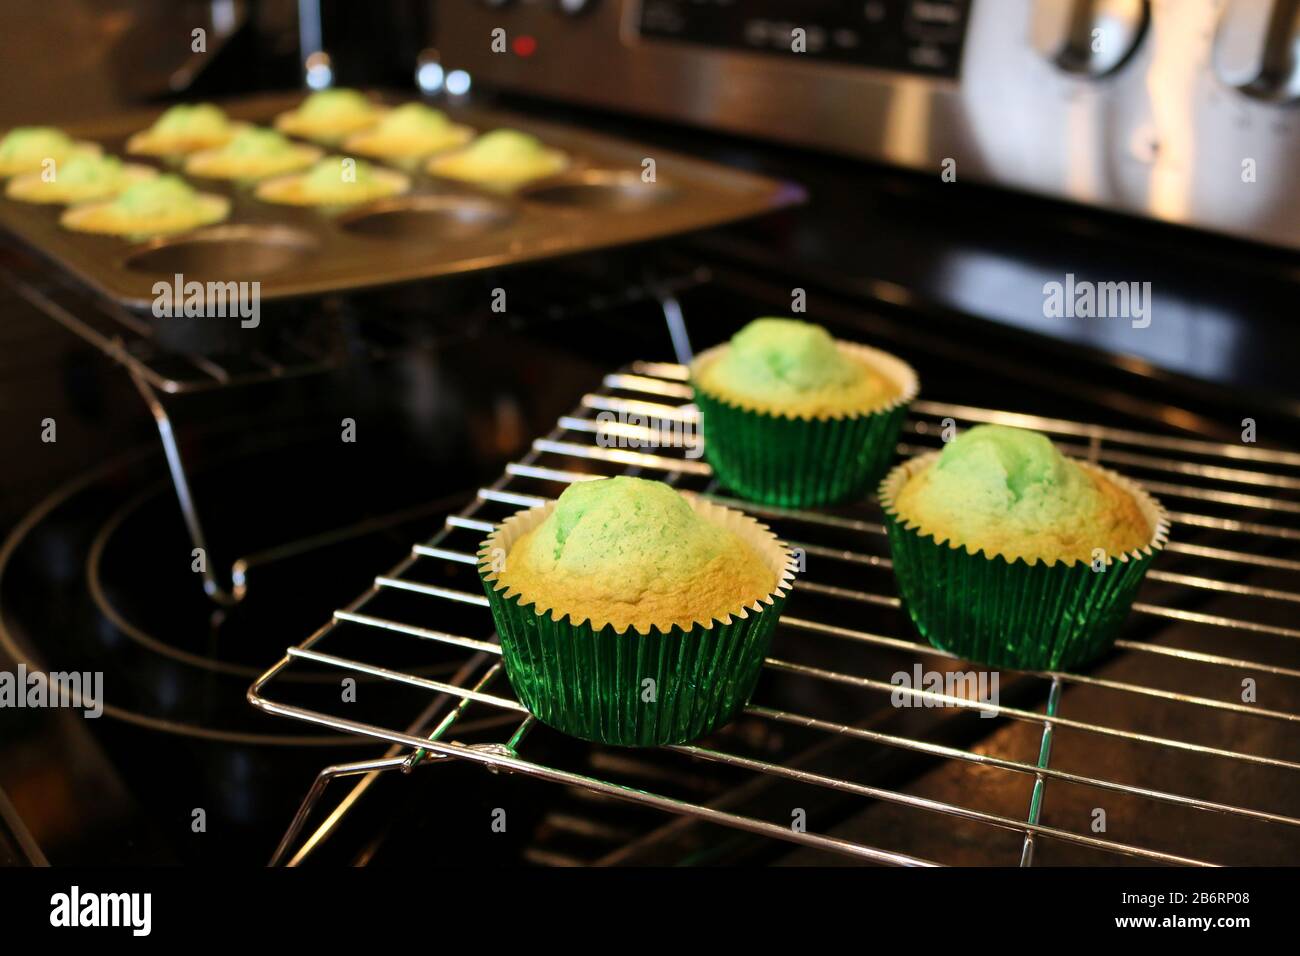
[878,452,1170,671]
[690,342,919,508]
[477,495,797,747]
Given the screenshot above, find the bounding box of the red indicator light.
[512,35,537,57]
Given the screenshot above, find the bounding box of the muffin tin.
[0,92,804,310]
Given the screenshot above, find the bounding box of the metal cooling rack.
[249,361,1300,866]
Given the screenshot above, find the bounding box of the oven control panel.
[636,0,970,77]
[438,0,1300,250]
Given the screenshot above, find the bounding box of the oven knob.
[1029,0,1149,77]
[1213,0,1300,101]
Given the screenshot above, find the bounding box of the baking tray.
[0,92,805,309]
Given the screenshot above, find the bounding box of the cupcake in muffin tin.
[126,103,243,157]
[273,89,384,145]
[0,127,101,179]
[428,129,568,189]
[6,152,155,205]
[184,127,322,182]
[60,174,230,239]
[254,155,410,207]
[343,103,474,163]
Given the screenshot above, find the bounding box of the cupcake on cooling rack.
[254,155,409,206]
[690,317,918,508]
[6,152,155,204]
[60,173,229,238]
[880,424,1168,670]
[184,126,321,181]
[478,475,796,747]
[342,102,474,163]
[0,126,100,179]
[273,88,383,144]
[427,129,567,189]
[126,103,241,156]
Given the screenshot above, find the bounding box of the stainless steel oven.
[439,0,1300,250]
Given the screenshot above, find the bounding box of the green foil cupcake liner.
[879,452,1169,671]
[477,495,797,747]
[690,341,919,508]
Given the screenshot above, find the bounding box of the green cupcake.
[344,102,473,161]
[880,425,1169,670]
[6,152,155,204]
[0,126,100,178]
[184,126,321,181]
[690,318,918,508]
[274,89,382,144]
[126,103,239,156]
[60,174,230,238]
[253,155,410,206]
[477,476,796,747]
[428,128,567,188]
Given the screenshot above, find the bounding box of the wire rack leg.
[269,755,413,866]
[652,278,693,364]
[127,367,237,606]
[269,655,503,865]
[1020,676,1063,866]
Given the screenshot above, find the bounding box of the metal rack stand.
[250,360,1300,866]
[6,261,709,605]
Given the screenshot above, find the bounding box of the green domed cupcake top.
[60,171,228,235]
[254,153,407,205]
[375,102,452,136]
[299,88,375,119]
[57,153,124,186]
[150,103,231,136]
[0,127,75,166]
[893,424,1151,564]
[498,476,775,631]
[522,476,713,571]
[694,318,899,417]
[303,155,379,189]
[428,127,565,185]
[6,150,151,204]
[220,127,297,157]
[724,318,860,390]
[923,424,1092,514]
[463,129,545,163]
[111,174,205,217]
